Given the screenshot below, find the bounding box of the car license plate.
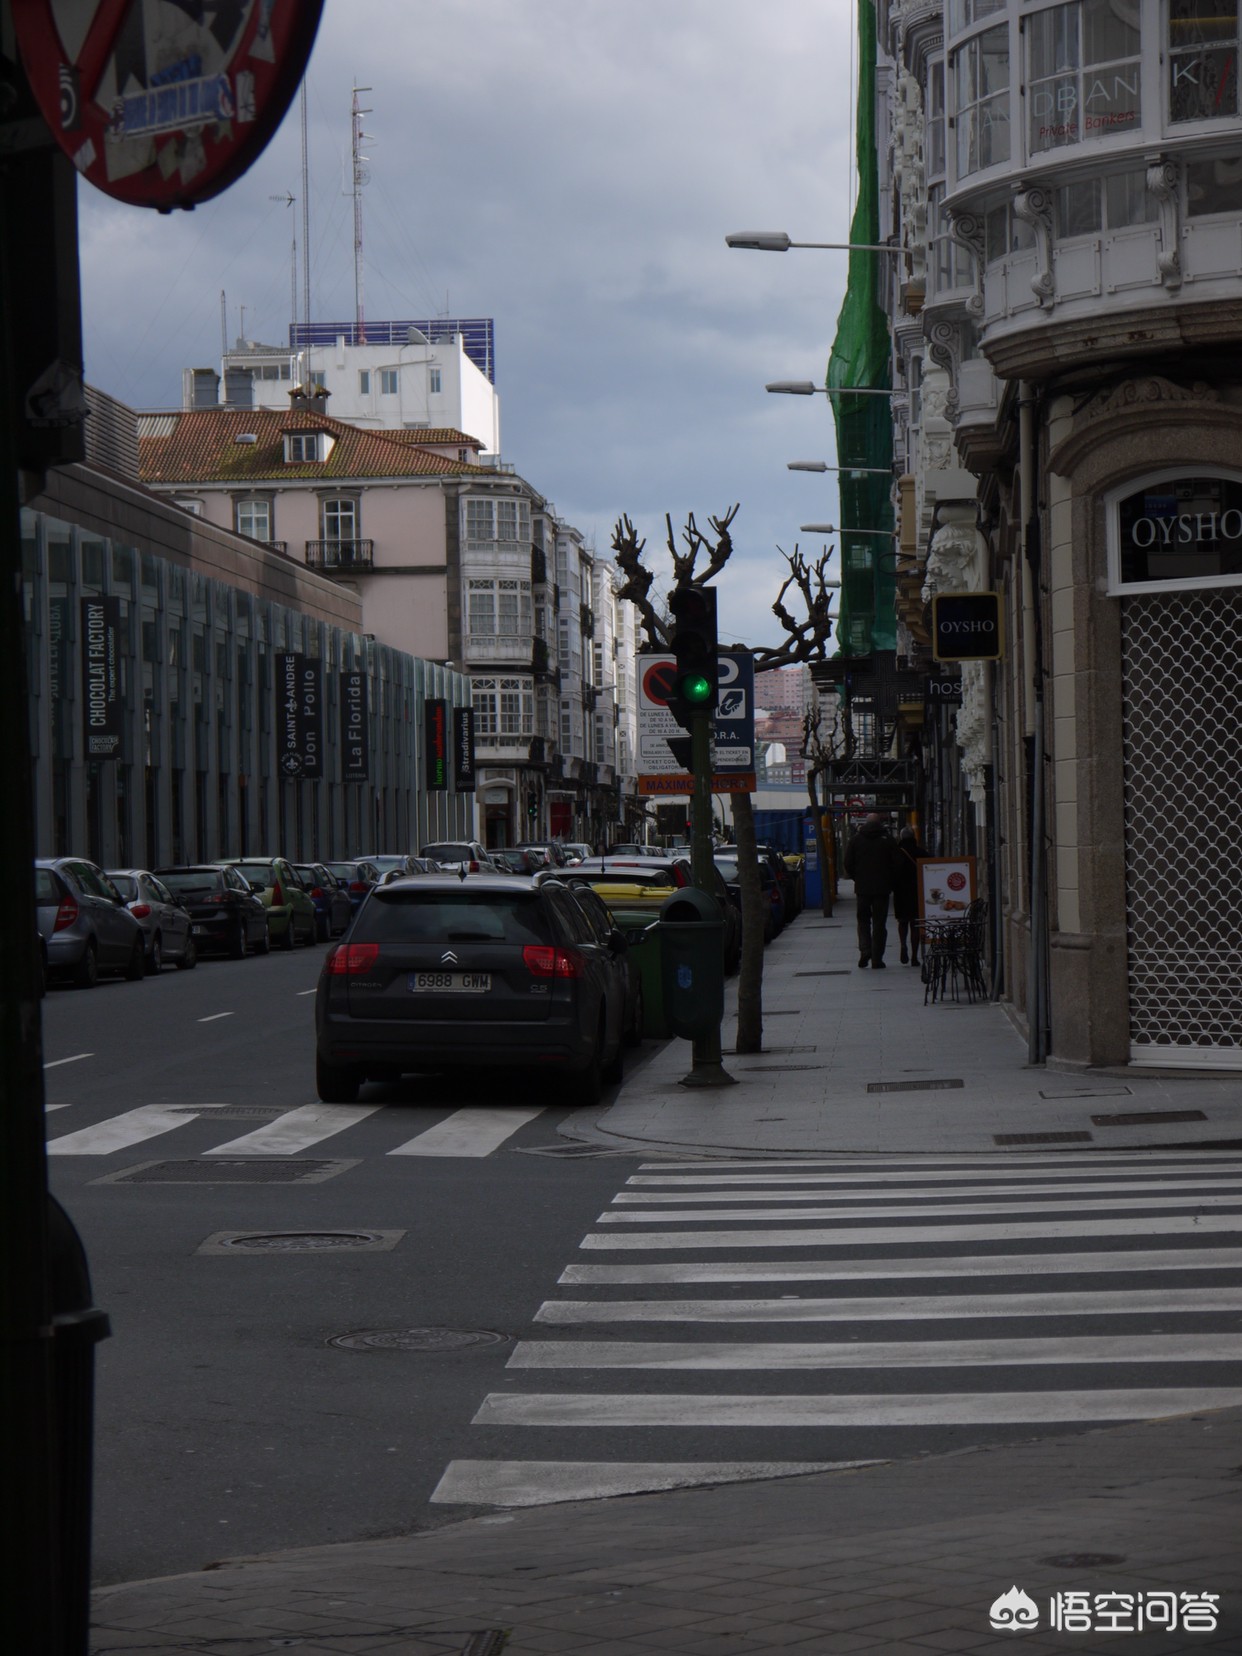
[408,971,491,993]
[192,926,207,936]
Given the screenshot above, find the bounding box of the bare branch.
[610,513,668,648]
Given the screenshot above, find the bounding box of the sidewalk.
[90,900,1242,1654]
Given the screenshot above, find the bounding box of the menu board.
[917,857,976,920]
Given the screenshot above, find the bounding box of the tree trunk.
[807,766,834,917]
[732,790,766,1054]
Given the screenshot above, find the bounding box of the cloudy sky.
[77,0,860,651]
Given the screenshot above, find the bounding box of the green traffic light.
[680,671,713,705]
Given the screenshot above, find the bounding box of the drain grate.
[732,1063,828,1073]
[1040,1553,1127,1570]
[329,1326,510,1353]
[98,1158,355,1185]
[1039,1086,1134,1100]
[731,1045,817,1056]
[994,1131,1094,1146]
[867,1078,964,1094]
[1091,1109,1208,1127]
[514,1143,632,1159]
[167,1106,285,1121]
[795,969,850,977]
[200,1230,404,1255]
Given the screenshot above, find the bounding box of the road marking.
[534,1286,1242,1323]
[625,1166,1242,1189]
[506,1333,1242,1370]
[296,989,316,997]
[430,1459,875,1508]
[205,1104,382,1155]
[637,1152,1241,1170]
[611,1176,1242,1205]
[48,1105,190,1156]
[43,1052,93,1069]
[389,1106,545,1157]
[473,1388,1242,1428]
[596,1193,1242,1224]
[581,1215,1242,1250]
[197,1012,235,1023]
[560,1248,1242,1283]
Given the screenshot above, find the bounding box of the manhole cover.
[1091,1109,1208,1127]
[1039,1553,1127,1570]
[99,1158,355,1185]
[993,1131,1094,1146]
[329,1327,510,1352]
[222,1232,381,1251]
[868,1079,964,1094]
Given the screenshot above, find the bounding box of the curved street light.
[800,525,895,537]
[788,461,892,475]
[767,380,897,397]
[726,231,901,255]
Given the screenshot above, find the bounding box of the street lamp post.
[789,461,893,475]
[726,231,901,255]
[767,381,897,397]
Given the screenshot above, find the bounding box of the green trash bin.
[658,887,725,1039]
[618,917,669,1039]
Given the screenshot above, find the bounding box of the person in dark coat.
[843,812,899,968]
[893,825,927,966]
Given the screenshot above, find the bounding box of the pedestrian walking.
[893,825,928,966]
[843,812,899,969]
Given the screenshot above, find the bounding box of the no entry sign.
[12,0,323,210]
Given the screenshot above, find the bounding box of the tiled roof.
[138,408,485,485]
[384,427,483,448]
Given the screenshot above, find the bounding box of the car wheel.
[625,983,644,1047]
[124,937,146,981]
[73,940,99,990]
[316,1053,362,1104]
[176,935,197,970]
[146,933,163,975]
[229,918,248,960]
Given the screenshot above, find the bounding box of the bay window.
[1170,0,1239,124]
[1027,0,1141,156]
[955,23,1011,176]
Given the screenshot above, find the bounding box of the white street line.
[507,1334,1242,1370]
[430,1459,876,1508]
[534,1286,1242,1323]
[389,1106,545,1157]
[48,1105,190,1156]
[612,1176,1242,1205]
[560,1249,1242,1283]
[637,1153,1240,1170]
[626,1166,1242,1189]
[473,1388,1242,1428]
[205,1104,382,1155]
[596,1193,1242,1224]
[296,989,317,997]
[197,1012,235,1023]
[43,1053,93,1069]
[580,1215,1242,1250]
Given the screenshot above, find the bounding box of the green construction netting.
[827,0,894,660]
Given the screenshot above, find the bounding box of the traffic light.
[667,584,718,729]
[526,788,538,820]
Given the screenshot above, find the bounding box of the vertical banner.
[80,595,122,758]
[453,706,476,791]
[425,697,449,791]
[278,652,323,778]
[49,595,70,705]
[340,671,369,781]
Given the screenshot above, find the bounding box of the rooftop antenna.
[270,192,297,329]
[351,85,373,344]
[219,289,226,358]
[300,83,311,332]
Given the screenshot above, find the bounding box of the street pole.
[685,705,735,1087]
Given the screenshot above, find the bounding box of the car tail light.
[522,945,586,979]
[469,860,480,873]
[348,881,369,894]
[271,882,283,906]
[311,887,324,900]
[203,893,226,905]
[53,894,79,932]
[328,942,380,975]
[129,903,152,919]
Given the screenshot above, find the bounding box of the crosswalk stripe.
[581,1215,1242,1249]
[388,1106,545,1157]
[506,1334,1242,1369]
[637,1153,1240,1171]
[472,1388,1242,1428]
[429,1459,877,1507]
[559,1248,1242,1283]
[43,1053,94,1069]
[622,1165,1242,1192]
[48,1105,191,1156]
[205,1104,382,1155]
[596,1193,1242,1224]
[534,1285,1242,1322]
[611,1176,1242,1205]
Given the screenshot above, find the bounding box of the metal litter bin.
[658,887,724,1039]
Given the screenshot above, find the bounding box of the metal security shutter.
[1121,588,1242,1066]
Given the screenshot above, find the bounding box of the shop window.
[955,23,1011,176]
[1027,0,1141,155]
[1169,0,1239,124]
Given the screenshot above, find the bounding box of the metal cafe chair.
[920,900,988,1004]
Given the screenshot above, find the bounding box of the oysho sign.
[1113,474,1242,592]
[932,592,1003,662]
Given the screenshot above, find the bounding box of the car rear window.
[160,870,224,896]
[34,868,61,905]
[574,869,675,889]
[326,863,360,879]
[232,862,274,882]
[110,874,139,899]
[421,843,473,862]
[353,889,552,945]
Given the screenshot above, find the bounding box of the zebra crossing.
[432,1150,1242,1508]
[44,1099,549,1160]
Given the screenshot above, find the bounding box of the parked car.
[419,840,498,874]
[756,843,800,923]
[516,840,569,867]
[359,854,426,880]
[561,856,742,974]
[714,851,783,943]
[107,868,198,972]
[559,842,595,865]
[35,858,146,987]
[154,864,270,957]
[493,848,546,876]
[314,874,627,1106]
[218,857,318,949]
[324,859,383,916]
[377,857,439,884]
[563,879,644,1047]
[293,863,353,942]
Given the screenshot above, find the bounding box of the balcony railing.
[306,539,374,571]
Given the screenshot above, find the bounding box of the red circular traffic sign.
[642,660,678,707]
[13,0,324,210]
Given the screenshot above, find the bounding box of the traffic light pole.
[683,705,736,1088]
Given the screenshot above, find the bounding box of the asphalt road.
[41,941,1242,1589]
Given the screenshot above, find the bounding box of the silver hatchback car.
[107,869,198,973]
[35,858,146,988]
